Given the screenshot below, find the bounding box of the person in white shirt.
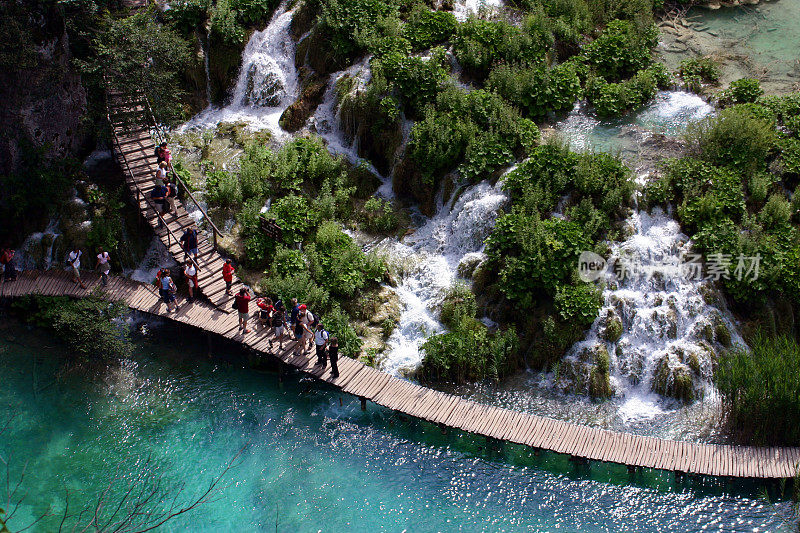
[67,248,86,289]
[95,247,111,286]
[184,260,198,302]
[313,323,329,367]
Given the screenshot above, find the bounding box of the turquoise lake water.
[0,319,796,532]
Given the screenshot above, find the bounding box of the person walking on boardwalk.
[271,302,287,349]
[184,260,198,302]
[151,182,168,226]
[165,179,178,214]
[0,246,17,282]
[180,228,198,262]
[223,259,235,295]
[289,298,299,326]
[67,248,86,289]
[156,142,172,170]
[235,287,252,334]
[154,161,168,187]
[256,297,274,329]
[160,269,180,312]
[314,322,329,367]
[328,337,339,378]
[95,247,111,286]
[298,305,315,353]
[292,317,311,356]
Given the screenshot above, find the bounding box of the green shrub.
[678,56,720,92]
[716,332,800,445]
[719,78,764,106]
[585,63,669,117]
[268,193,317,244]
[361,197,399,233]
[554,283,602,326]
[452,17,545,79]
[209,0,246,45]
[487,60,582,119]
[322,305,364,358]
[260,270,331,313]
[12,295,131,362]
[402,7,457,50]
[231,0,280,26]
[418,318,519,383]
[165,0,212,34]
[319,0,400,60]
[580,19,657,82]
[205,169,243,209]
[439,282,477,329]
[373,46,450,117]
[758,193,792,231]
[271,246,308,277]
[686,107,777,173]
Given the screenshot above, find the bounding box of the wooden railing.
[143,97,223,250]
[106,107,202,273]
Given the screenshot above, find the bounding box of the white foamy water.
[380,182,508,375]
[17,219,61,270]
[310,59,394,197]
[454,0,504,21]
[562,208,742,421]
[126,237,177,283]
[556,91,713,152]
[179,3,298,137]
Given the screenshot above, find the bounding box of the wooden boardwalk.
[3,269,799,479]
[107,92,242,311]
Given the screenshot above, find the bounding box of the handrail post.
[213,229,217,250]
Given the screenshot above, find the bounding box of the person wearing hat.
[298,304,314,352]
[313,322,329,367]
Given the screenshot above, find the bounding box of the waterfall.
[200,33,212,105]
[563,208,742,420]
[453,0,504,21]
[180,2,298,136]
[126,237,177,283]
[17,219,62,270]
[379,181,509,376]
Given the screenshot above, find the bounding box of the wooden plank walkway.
[106,92,243,312]
[3,269,799,479]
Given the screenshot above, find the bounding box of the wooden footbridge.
[2,270,799,479]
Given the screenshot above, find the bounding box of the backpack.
[294,321,304,337]
[168,183,178,197]
[310,312,319,329]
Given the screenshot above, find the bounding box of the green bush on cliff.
[210,0,246,45]
[585,63,669,117]
[372,46,450,117]
[719,78,764,106]
[452,17,547,79]
[408,87,538,183]
[716,332,800,446]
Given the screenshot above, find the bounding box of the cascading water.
[453,0,504,21]
[126,237,177,283]
[380,181,509,375]
[562,208,742,421]
[16,219,62,270]
[554,91,741,420]
[180,2,298,136]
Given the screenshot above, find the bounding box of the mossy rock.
[457,253,484,279]
[601,312,623,343]
[289,0,316,41]
[713,319,732,348]
[208,36,249,105]
[589,367,613,399]
[594,344,611,373]
[652,356,695,403]
[279,75,328,132]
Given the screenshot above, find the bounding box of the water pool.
[0,320,795,532]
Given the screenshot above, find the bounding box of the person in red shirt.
[234,287,252,333]
[256,297,274,330]
[223,259,235,295]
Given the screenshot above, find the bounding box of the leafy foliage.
[487,60,582,119]
[678,56,720,93]
[580,19,657,82]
